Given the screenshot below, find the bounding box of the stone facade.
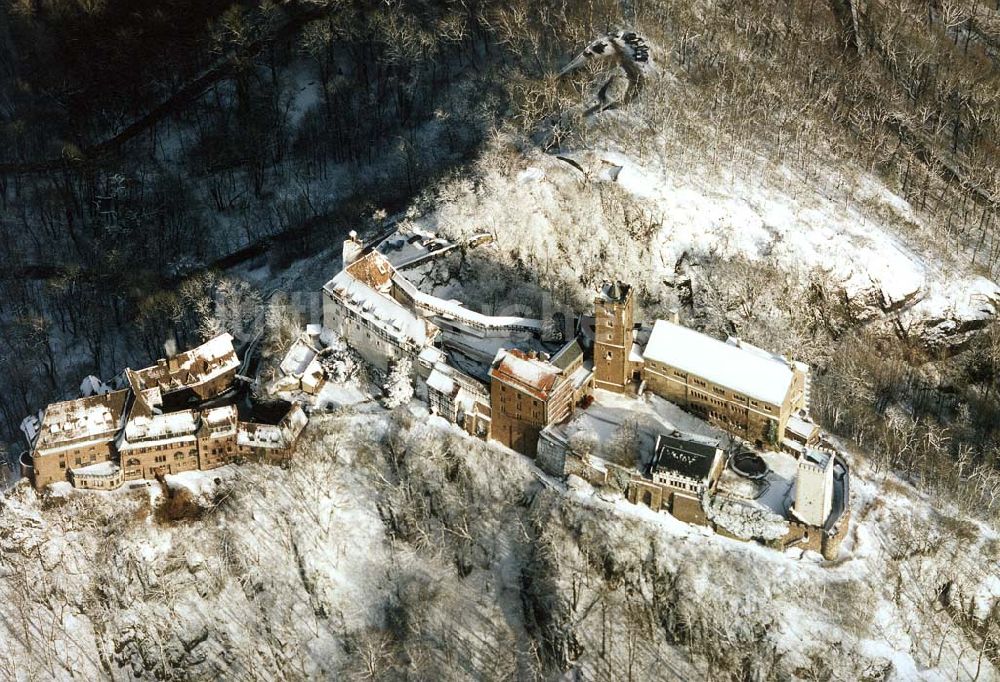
[323,252,438,374]
[26,390,129,489]
[593,282,635,393]
[69,463,124,491]
[627,431,725,526]
[131,333,240,401]
[489,349,577,458]
[23,337,307,491]
[791,449,834,527]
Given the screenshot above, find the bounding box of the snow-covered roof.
[803,447,833,470]
[20,415,40,447]
[643,320,794,405]
[628,342,644,363]
[279,337,319,377]
[344,250,394,289]
[393,272,542,332]
[34,390,129,454]
[237,405,307,450]
[238,423,285,448]
[427,367,457,396]
[648,431,722,482]
[283,405,308,441]
[80,375,110,397]
[490,349,563,400]
[551,339,584,371]
[596,281,632,303]
[122,409,198,447]
[132,333,239,395]
[786,414,818,440]
[569,365,592,390]
[325,268,431,347]
[202,405,238,437]
[71,461,120,477]
[417,345,447,367]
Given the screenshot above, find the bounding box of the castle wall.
[323,291,406,373]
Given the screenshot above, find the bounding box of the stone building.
[22,390,130,488]
[131,333,240,402]
[21,334,308,492]
[791,448,835,527]
[550,339,593,406]
[627,431,725,525]
[641,320,809,448]
[118,409,201,481]
[322,252,439,373]
[783,448,851,560]
[489,348,579,457]
[425,360,492,438]
[236,404,308,462]
[196,405,239,470]
[69,461,124,490]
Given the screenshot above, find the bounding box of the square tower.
[593,281,634,393]
[792,448,835,527]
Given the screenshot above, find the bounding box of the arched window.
[126,458,140,466]
[642,491,653,507]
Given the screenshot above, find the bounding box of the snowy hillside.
[430,144,999,350]
[1,404,996,680]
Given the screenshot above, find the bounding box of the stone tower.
[342,230,364,269]
[793,448,834,527]
[593,281,634,393]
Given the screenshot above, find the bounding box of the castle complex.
[17,230,848,560]
[324,234,850,559]
[20,334,307,491]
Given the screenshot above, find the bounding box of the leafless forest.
[2,0,1000,679]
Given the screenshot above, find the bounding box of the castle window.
[605,351,612,360]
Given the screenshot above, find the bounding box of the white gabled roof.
[427,367,456,396]
[643,320,793,405]
[325,269,430,346]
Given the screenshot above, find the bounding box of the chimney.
[669,308,679,324]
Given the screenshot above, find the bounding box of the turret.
[792,448,834,527]
[342,230,364,269]
[593,280,635,393]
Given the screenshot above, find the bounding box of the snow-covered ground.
[435,146,999,347]
[606,148,995,326]
[2,378,997,680]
